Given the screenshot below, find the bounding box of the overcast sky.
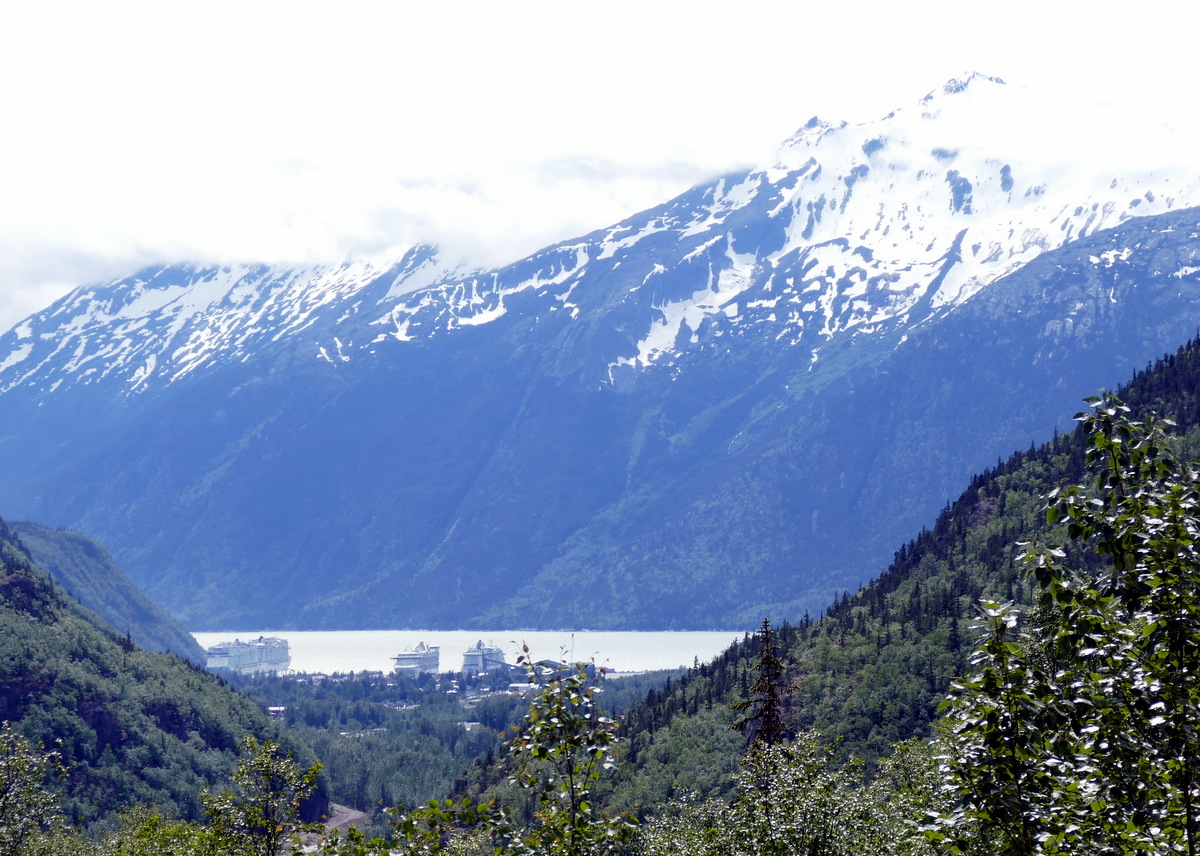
[1,1,1197,333]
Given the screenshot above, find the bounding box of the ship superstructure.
[462,640,508,674]
[205,636,291,675]
[393,641,440,675]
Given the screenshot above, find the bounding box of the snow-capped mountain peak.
[2,75,1198,397]
[597,72,1200,358]
[921,70,1006,104]
[0,244,463,394]
[6,76,1200,632]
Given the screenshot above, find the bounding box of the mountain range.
[1,73,1199,630]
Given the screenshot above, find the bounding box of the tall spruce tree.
[732,619,792,748]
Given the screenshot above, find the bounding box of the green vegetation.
[498,648,635,855]
[12,522,204,663]
[0,518,323,830]
[635,734,941,856]
[12,337,1200,852]
[84,736,319,856]
[933,395,1200,854]
[0,722,69,856]
[201,736,321,856]
[0,718,322,856]
[730,619,792,748]
[597,337,1200,814]
[622,623,944,855]
[233,670,520,815]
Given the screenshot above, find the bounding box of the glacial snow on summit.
[0,245,453,394]
[370,73,1200,374]
[1,74,1197,396]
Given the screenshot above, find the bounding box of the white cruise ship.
[392,641,440,675]
[462,640,509,674]
[205,636,291,675]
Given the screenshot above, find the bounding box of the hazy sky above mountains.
[0,0,1196,333]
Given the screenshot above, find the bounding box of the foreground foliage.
[636,733,941,856]
[101,737,319,856]
[933,395,1200,854]
[0,723,66,856]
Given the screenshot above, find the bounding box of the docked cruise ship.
[392,641,440,675]
[462,640,509,674]
[205,636,291,675]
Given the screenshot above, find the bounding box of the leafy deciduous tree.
[932,394,1200,855]
[0,723,66,856]
[637,730,940,856]
[203,736,321,856]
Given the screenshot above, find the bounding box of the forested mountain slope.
[3,77,1200,630]
[12,521,205,663]
[0,517,325,827]
[599,334,1200,811]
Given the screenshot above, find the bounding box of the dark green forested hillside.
[0,517,325,827]
[12,521,205,663]
[591,335,1200,813]
[6,338,1200,853]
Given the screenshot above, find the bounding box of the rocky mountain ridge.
[1,75,1199,629]
[4,74,1194,399]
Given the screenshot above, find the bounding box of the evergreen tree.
[732,619,792,748]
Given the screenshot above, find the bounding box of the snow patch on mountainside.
[597,220,670,260]
[0,343,32,374]
[610,239,757,373]
[3,74,1200,398]
[369,244,591,339]
[0,247,441,394]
